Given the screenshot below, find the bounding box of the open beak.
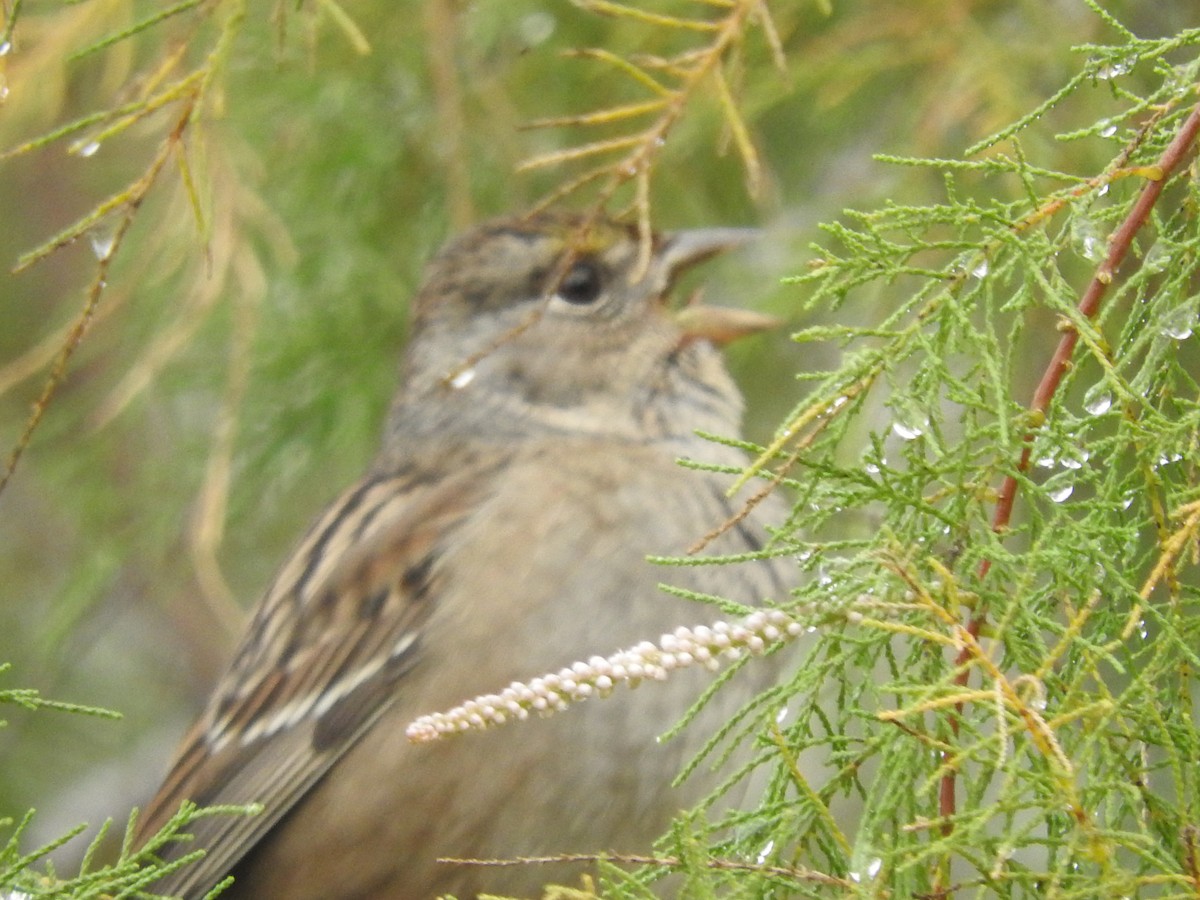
[661,228,781,346]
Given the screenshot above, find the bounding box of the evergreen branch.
[67,0,208,61]
[0,100,195,499]
[563,48,672,96]
[1138,499,1200,604]
[0,2,250,500]
[517,132,648,171]
[0,664,121,722]
[528,0,772,252]
[989,99,1200,568]
[63,66,207,155]
[574,0,722,33]
[937,94,1200,870]
[12,68,201,270]
[0,108,115,160]
[522,98,670,129]
[437,851,853,887]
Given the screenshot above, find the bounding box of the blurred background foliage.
[1,0,1198,896]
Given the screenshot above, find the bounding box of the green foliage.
[647,13,1200,900]
[0,798,254,899]
[0,669,255,898]
[0,1,1197,898]
[1,665,122,725]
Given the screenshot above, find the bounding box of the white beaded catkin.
[406,608,805,743]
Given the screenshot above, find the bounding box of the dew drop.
[1142,242,1169,273]
[1060,455,1084,471]
[892,418,925,441]
[756,839,775,864]
[1072,219,1103,261]
[864,462,880,475]
[1083,385,1112,416]
[0,40,11,57]
[1036,454,1057,470]
[449,367,476,389]
[1099,124,1117,138]
[77,140,101,158]
[1096,58,1132,80]
[971,260,989,279]
[90,231,115,260]
[1048,484,1074,503]
[1159,305,1195,340]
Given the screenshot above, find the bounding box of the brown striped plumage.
[135,213,790,898]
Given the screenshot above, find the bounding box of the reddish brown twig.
[938,95,1200,835]
[936,96,1200,872]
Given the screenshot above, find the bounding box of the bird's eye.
[555,260,604,305]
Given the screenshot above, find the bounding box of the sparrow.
[134,212,790,898]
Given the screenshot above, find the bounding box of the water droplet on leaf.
[1096,58,1132,80]
[1048,484,1074,503]
[1142,242,1169,273]
[892,413,926,441]
[1083,385,1112,416]
[90,231,115,260]
[1159,305,1195,340]
[756,839,774,864]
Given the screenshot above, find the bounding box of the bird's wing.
[135,460,497,899]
